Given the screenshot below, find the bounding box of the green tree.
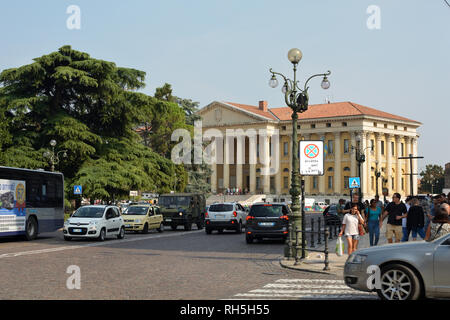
[419,164,445,194]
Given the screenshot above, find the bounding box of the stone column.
[249,133,257,194]
[334,131,342,194]
[262,134,271,194]
[350,131,357,178]
[396,135,402,194]
[405,136,412,196]
[375,132,383,197]
[386,134,394,193]
[211,162,217,194]
[319,134,326,195]
[360,132,368,198]
[223,133,230,190]
[365,132,372,196]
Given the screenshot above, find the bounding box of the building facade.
[197,100,421,200]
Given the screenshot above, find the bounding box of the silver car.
[344,233,450,300]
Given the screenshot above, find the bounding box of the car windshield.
[159,196,190,207]
[123,206,148,215]
[72,207,104,218]
[209,204,233,212]
[250,205,288,217]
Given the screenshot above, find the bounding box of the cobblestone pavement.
[0,225,344,300]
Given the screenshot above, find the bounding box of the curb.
[279,258,343,276]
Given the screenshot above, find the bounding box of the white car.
[63,205,125,241]
[205,202,247,234]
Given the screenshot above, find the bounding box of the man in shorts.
[380,192,407,243]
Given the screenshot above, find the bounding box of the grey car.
[344,233,450,300]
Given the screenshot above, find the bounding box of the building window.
[344,139,349,153]
[344,167,350,172]
[344,176,349,189]
[373,122,377,127]
[313,177,318,189]
[282,126,286,131]
[342,122,347,127]
[327,167,334,172]
[404,127,407,131]
[391,142,395,156]
[392,177,395,190]
[257,142,259,157]
[384,124,388,128]
[401,178,405,190]
[283,142,289,156]
[283,168,289,173]
[401,143,404,156]
[328,140,334,154]
[381,141,385,155]
[297,125,301,129]
[283,177,289,189]
[370,139,375,152]
[328,176,333,189]
[256,177,260,189]
[326,123,331,128]
[311,124,315,129]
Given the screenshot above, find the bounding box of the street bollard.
[294,226,301,266]
[323,228,330,271]
[310,218,315,248]
[317,217,322,245]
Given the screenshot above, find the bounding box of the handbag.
[336,237,344,256]
[358,223,366,236]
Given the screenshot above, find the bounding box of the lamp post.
[43,140,67,172]
[374,160,382,198]
[269,48,330,259]
[351,135,370,201]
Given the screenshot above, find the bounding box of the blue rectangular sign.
[349,177,361,189]
[74,185,82,195]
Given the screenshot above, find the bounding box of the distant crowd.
[334,192,450,255]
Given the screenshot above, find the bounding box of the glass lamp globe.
[50,139,57,147]
[321,77,330,90]
[287,48,303,64]
[281,83,288,94]
[269,75,278,88]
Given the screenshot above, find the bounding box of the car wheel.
[25,216,38,241]
[142,223,149,234]
[117,227,125,239]
[236,221,242,234]
[246,235,254,244]
[157,223,164,233]
[205,228,212,235]
[377,264,422,300]
[98,228,106,242]
[64,236,72,241]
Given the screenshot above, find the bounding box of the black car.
[245,203,290,244]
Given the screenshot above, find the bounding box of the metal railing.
[286,216,342,271]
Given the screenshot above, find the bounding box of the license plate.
[165,218,172,222]
[73,229,82,233]
[258,222,275,227]
[215,214,225,219]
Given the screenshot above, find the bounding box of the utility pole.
[398,153,424,196]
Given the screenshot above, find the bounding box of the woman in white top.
[338,203,365,255]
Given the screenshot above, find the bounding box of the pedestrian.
[425,203,450,241]
[380,193,407,243]
[343,193,365,216]
[401,196,413,242]
[374,195,383,210]
[365,199,382,246]
[405,197,426,241]
[338,203,365,255]
[336,199,346,221]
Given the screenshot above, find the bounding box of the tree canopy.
[419,164,445,194]
[0,46,188,202]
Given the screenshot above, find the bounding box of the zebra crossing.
[229,279,379,300]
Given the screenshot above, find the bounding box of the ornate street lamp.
[269,48,331,260]
[374,160,382,198]
[351,136,373,201]
[43,139,67,172]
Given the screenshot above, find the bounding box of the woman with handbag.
[338,203,366,255]
[365,199,382,246]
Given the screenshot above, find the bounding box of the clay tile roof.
[224,101,278,121]
[231,101,420,124]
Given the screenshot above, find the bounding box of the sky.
[0,0,449,173]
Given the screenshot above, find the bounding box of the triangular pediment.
[197,101,274,127]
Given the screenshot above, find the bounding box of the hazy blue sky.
[1,0,449,172]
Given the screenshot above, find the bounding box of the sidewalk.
[280,224,388,276]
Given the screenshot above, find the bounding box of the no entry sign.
[300,140,324,176]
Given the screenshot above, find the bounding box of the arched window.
[327,167,334,172]
[283,168,289,173]
[344,167,351,171]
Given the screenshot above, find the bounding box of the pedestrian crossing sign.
[349,177,360,189]
[74,185,82,195]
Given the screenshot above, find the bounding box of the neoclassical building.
[197,100,421,199]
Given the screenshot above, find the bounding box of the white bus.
[0,166,64,240]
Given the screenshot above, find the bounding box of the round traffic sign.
[304,144,320,159]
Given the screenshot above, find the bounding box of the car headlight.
[135,219,141,223]
[179,212,183,216]
[64,220,70,226]
[347,253,368,264]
